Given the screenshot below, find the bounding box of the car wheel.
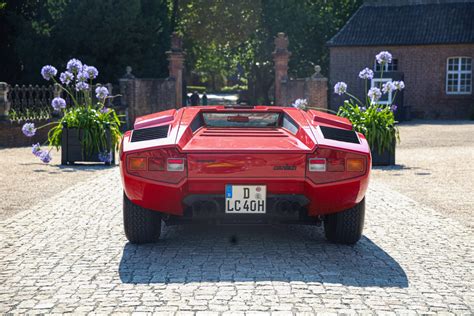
[123,193,162,244]
[324,198,365,245]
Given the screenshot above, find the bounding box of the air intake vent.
[320,126,359,144]
[131,125,169,142]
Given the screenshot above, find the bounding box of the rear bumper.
[121,170,369,217]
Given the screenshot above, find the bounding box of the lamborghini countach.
[120,105,371,244]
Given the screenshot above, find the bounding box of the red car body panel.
[120,106,371,219]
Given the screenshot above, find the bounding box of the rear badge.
[273,165,297,171]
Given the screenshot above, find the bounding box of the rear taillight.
[347,158,364,172]
[167,158,185,171]
[307,148,367,184]
[308,158,326,172]
[126,148,186,183]
[129,157,146,171]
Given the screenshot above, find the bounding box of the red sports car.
[120,105,371,244]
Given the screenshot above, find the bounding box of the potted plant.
[21,58,122,165]
[333,51,404,166]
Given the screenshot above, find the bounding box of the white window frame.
[374,59,398,72]
[371,78,392,105]
[446,57,472,95]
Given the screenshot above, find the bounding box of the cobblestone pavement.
[0,169,473,314]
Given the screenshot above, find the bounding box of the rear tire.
[123,193,162,244]
[324,199,365,245]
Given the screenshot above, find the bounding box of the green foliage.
[1,0,171,83]
[176,0,362,103]
[338,100,399,154]
[186,86,207,93]
[48,105,122,156]
[220,85,248,93]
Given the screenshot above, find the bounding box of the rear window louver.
[131,125,169,142]
[320,126,360,144]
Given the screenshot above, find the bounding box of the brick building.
[327,0,474,119]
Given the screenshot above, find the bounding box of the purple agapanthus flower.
[292,98,307,110]
[76,71,88,82]
[358,68,374,80]
[59,71,74,85]
[66,58,83,73]
[41,65,57,81]
[76,81,89,91]
[84,65,98,79]
[98,151,112,163]
[391,104,398,112]
[95,86,109,99]
[334,82,347,95]
[32,143,42,157]
[39,151,52,163]
[375,51,392,65]
[393,81,405,91]
[382,81,396,94]
[376,108,382,112]
[359,106,367,112]
[368,87,382,103]
[100,107,110,114]
[22,123,36,137]
[51,97,67,111]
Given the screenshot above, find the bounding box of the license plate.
[225,185,266,214]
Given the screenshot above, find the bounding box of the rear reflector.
[347,158,364,172]
[309,158,326,172]
[167,158,185,171]
[129,157,146,171]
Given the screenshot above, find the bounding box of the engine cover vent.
[131,125,169,142]
[320,126,359,144]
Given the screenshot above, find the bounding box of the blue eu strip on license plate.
[225,185,233,198]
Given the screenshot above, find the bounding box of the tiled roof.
[327,2,474,46]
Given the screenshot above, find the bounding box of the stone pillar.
[166,32,185,108]
[272,33,291,106]
[0,82,10,120]
[306,65,328,109]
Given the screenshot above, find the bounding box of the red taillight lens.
[148,157,165,171]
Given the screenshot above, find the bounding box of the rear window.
[202,112,280,128]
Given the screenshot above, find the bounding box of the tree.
[1,0,172,84]
[175,0,362,102]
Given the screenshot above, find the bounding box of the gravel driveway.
[371,121,474,227]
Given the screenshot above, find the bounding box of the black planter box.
[61,128,115,165]
[371,141,396,166]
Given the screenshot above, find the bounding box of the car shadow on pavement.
[119,224,408,288]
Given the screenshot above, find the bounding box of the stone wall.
[119,78,176,128]
[0,119,54,148]
[329,44,474,119]
[279,71,328,108]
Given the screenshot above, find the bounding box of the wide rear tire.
[123,193,162,244]
[324,199,365,245]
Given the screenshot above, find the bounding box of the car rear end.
[120,106,371,244]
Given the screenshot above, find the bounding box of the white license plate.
[225,185,266,214]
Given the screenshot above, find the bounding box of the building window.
[371,78,392,105]
[446,57,472,95]
[374,59,398,72]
